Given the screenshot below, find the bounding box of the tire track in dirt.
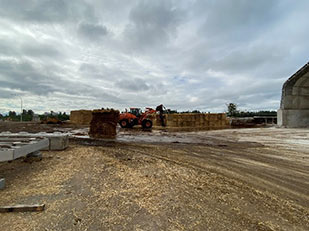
[122,143,309,230]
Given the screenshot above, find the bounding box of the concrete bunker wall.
[278,62,309,127]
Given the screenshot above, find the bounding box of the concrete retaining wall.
[278,109,309,128]
[278,62,309,128]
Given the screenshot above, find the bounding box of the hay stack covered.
[88,109,119,139]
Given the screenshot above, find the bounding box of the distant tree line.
[226,103,277,117]
[0,110,69,122]
[164,109,202,114]
[0,110,34,121]
[163,103,277,117]
[39,111,70,122]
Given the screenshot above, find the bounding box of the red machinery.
[119,107,156,129]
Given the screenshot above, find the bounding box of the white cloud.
[0,0,308,114]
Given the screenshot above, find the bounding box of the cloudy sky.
[0,0,308,114]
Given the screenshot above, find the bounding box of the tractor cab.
[129,108,142,117]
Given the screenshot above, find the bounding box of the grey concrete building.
[278,62,309,127]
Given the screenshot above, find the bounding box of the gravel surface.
[0,125,308,230]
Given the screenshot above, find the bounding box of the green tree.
[27,110,34,116]
[9,111,16,117]
[20,109,35,121]
[58,112,69,121]
[227,103,238,117]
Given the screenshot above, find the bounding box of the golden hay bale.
[155,115,162,126]
[166,114,174,121]
[204,120,210,127]
[70,110,93,125]
[169,121,178,127]
[209,120,217,127]
[217,113,223,120]
[151,112,229,129]
[89,109,119,139]
[208,113,217,121]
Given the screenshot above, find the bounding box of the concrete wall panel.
[279,109,309,128]
[279,62,309,127]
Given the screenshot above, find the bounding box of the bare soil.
[0,121,84,133]
[0,123,308,230]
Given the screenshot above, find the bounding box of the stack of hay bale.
[88,109,119,139]
[151,113,230,131]
[146,113,161,126]
[70,110,93,125]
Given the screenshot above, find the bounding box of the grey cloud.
[195,0,282,41]
[22,43,61,58]
[210,43,289,75]
[0,40,18,56]
[178,1,309,82]
[78,22,108,40]
[78,63,128,82]
[79,63,98,73]
[0,59,123,104]
[0,0,308,113]
[0,88,18,99]
[0,30,62,60]
[196,77,283,112]
[115,78,150,92]
[0,59,61,95]
[123,0,184,51]
[0,0,96,23]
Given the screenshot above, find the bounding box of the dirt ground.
[0,121,83,134]
[0,123,308,230]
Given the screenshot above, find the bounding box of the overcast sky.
[0,0,308,114]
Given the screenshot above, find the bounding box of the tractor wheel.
[142,119,152,129]
[120,119,129,128]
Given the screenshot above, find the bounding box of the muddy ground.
[0,122,308,230]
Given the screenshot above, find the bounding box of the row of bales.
[149,113,230,131]
[139,112,230,131]
[70,110,230,131]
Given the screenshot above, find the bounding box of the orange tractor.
[119,107,156,129]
